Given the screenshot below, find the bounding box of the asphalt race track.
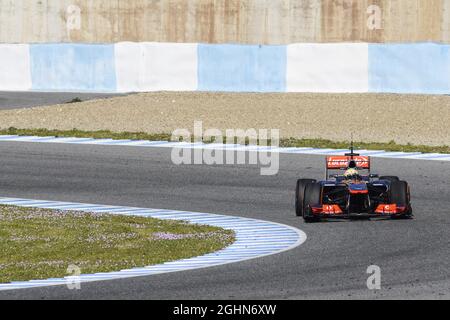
[0,141,449,299]
[0,92,125,110]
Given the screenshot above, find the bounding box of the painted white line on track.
[0,135,449,162]
[0,197,306,291]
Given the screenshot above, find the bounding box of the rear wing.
[326,156,370,170]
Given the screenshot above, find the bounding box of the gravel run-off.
[0,92,448,146]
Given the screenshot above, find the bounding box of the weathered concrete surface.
[443,0,450,43]
[0,0,448,44]
[382,0,443,43]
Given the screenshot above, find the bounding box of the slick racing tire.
[389,181,413,218]
[295,179,317,217]
[380,176,400,182]
[303,182,322,223]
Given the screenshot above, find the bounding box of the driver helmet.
[344,168,360,180]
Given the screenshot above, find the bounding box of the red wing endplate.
[326,156,370,170]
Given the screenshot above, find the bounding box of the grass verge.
[0,205,235,283]
[1,127,449,154]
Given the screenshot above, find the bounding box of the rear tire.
[380,176,400,182]
[390,181,413,218]
[303,183,322,223]
[295,179,316,217]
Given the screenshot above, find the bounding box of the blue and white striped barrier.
[1,42,450,94]
[0,135,449,161]
[0,197,305,291]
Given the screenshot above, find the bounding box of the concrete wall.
[1,0,449,44]
[4,42,450,94]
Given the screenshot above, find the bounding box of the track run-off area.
[0,140,448,299]
[0,197,304,291]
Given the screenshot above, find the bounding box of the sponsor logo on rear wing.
[327,156,370,169]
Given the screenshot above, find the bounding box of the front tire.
[390,181,413,218]
[303,183,322,223]
[295,179,316,217]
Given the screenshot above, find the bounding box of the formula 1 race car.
[295,147,413,222]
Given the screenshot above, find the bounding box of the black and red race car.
[295,149,413,222]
